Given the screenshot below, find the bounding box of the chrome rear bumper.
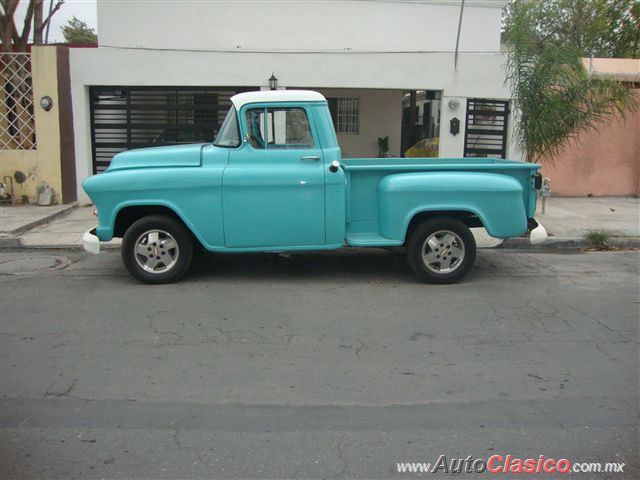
[528,219,548,245]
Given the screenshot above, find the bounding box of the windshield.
[213,106,240,147]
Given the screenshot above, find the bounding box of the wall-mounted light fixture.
[448,98,460,111]
[40,96,53,111]
[268,73,278,91]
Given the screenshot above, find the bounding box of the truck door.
[222,105,326,248]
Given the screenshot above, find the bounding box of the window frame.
[327,96,360,134]
[242,105,316,150]
[213,106,241,148]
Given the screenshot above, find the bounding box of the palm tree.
[505,18,638,164]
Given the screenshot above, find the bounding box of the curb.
[499,237,640,250]
[2,238,638,252]
[0,242,121,251]
[0,235,22,248]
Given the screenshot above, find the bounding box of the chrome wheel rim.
[134,229,179,274]
[421,230,465,274]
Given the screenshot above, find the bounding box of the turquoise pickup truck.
[82,90,547,284]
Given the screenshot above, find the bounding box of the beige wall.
[314,88,404,158]
[1,47,65,203]
[541,103,640,197]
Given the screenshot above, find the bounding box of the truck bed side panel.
[377,172,527,239]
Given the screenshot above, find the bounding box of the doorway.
[401,90,442,157]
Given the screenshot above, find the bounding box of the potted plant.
[377,136,389,158]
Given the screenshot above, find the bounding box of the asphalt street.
[0,248,638,479]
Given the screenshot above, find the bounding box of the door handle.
[301,155,320,161]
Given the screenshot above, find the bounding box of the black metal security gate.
[463,98,509,158]
[89,86,258,173]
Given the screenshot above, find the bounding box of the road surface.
[1,248,638,478]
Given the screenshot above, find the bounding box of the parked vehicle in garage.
[82,90,546,284]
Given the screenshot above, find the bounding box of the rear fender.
[377,172,528,240]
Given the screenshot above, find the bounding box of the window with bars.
[327,97,360,134]
[1,53,36,150]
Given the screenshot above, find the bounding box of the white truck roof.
[230,90,326,109]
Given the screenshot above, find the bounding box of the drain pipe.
[454,0,466,69]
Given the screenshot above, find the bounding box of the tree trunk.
[32,0,43,44]
[1,0,19,52]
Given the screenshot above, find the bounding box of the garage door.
[89,86,258,173]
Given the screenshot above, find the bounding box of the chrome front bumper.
[82,227,101,254]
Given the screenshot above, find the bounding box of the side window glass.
[267,108,315,149]
[245,108,266,149]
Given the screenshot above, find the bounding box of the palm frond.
[505,31,638,164]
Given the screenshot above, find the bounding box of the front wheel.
[406,217,476,284]
[121,215,193,284]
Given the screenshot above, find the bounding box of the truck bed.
[341,157,539,246]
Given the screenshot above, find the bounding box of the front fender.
[377,172,528,240]
[82,167,224,248]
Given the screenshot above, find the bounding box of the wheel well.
[405,211,484,242]
[113,206,202,248]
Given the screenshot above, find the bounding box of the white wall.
[97,0,505,54]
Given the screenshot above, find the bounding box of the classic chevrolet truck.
[82,90,547,284]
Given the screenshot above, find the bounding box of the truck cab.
[214,91,345,249]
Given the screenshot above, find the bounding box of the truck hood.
[106,143,206,172]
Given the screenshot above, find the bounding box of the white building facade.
[70,0,519,203]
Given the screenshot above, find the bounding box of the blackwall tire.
[407,217,476,284]
[121,215,193,284]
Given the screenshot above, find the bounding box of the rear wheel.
[121,215,193,284]
[407,217,476,284]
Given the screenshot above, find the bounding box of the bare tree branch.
[1,0,19,18]
[2,0,64,51]
[41,0,62,31]
[1,0,19,49]
[20,0,35,46]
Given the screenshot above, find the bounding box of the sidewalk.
[502,197,640,249]
[0,204,77,248]
[0,204,120,249]
[0,197,638,250]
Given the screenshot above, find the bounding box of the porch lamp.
[268,73,278,90]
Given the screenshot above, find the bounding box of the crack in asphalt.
[563,302,630,342]
[595,342,620,362]
[354,338,365,361]
[172,424,216,474]
[44,379,93,402]
[145,311,295,347]
[334,431,349,479]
